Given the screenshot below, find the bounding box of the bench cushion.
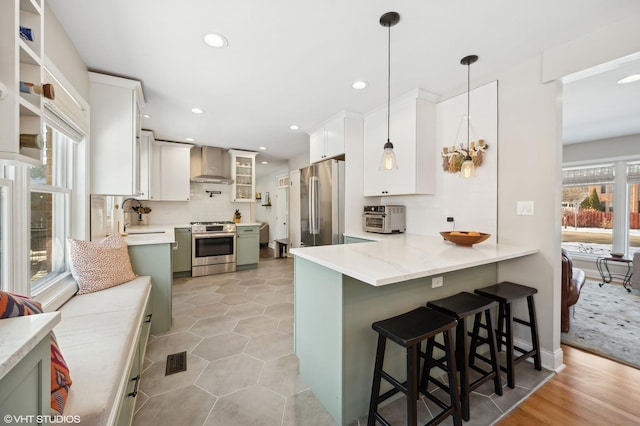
[55,276,151,425]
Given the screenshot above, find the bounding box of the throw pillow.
[0,291,72,414]
[68,233,137,294]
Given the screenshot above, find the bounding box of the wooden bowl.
[440,231,491,247]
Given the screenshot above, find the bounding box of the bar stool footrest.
[380,370,407,395]
[471,353,492,366]
[372,412,392,426]
[513,317,532,327]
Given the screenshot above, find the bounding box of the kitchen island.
[290,234,537,425]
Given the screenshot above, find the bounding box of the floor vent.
[165,351,187,376]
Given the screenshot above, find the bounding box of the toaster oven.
[362,205,406,234]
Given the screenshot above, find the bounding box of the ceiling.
[48,0,640,173]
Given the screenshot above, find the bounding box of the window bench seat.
[54,276,152,426]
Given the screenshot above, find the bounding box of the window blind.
[562,165,615,187]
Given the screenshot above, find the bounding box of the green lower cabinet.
[172,228,192,277]
[237,225,259,269]
[344,236,373,244]
[0,338,50,423]
[128,243,172,334]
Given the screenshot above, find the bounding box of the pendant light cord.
[467,60,470,152]
[387,23,391,144]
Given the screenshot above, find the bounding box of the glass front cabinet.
[228,149,258,202]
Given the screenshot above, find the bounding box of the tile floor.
[133,257,552,426]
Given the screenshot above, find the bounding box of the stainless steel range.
[191,221,237,276]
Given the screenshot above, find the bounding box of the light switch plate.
[517,201,534,215]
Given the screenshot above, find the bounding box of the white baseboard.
[514,336,565,372]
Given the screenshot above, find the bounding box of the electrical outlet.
[432,276,443,288]
[446,217,454,222]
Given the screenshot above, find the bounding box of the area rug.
[561,279,640,369]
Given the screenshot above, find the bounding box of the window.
[562,161,640,256]
[628,161,640,251]
[30,124,74,290]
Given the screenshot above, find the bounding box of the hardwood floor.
[498,345,640,425]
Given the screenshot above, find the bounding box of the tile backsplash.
[90,182,252,240]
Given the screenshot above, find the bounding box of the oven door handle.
[192,232,236,238]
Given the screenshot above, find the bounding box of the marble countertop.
[290,233,538,286]
[0,312,61,380]
[235,222,261,227]
[123,225,176,246]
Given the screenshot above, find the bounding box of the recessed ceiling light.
[617,74,640,84]
[259,146,267,150]
[143,114,151,118]
[352,80,368,90]
[185,137,195,142]
[261,161,268,164]
[191,107,205,114]
[289,125,299,130]
[204,33,228,48]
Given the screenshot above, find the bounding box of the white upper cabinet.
[89,72,145,195]
[149,139,192,201]
[229,150,257,202]
[138,130,153,200]
[0,0,44,165]
[363,89,437,196]
[309,111,361,164]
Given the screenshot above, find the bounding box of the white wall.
[493,56,562,368]
[44,3,89,102]
[255,166,289,246]
[378,82,499,239]
[343,118,365,236]
[563,134,640,165]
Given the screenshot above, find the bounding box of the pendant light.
[460,54,478,178]
[379,12,400,171]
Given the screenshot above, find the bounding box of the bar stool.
[474,281,542,388]
[425,291,503,421]
[368,307,462,426]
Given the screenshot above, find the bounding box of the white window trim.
[33,272,77,312]
[0,178,13,291]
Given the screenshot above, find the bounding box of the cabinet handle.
[128,374,141,397]
[145,313,152,323]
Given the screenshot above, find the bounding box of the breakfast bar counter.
[289,235,537,425]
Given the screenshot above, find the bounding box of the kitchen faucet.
[122,198,143,231]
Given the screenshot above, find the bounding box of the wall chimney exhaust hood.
[191,146,234,184]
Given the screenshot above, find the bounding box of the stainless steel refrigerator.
[300,159,345,247]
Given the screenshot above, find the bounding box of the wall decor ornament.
[441,139,489,174]
[442,54,489,177]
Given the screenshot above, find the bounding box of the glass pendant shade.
[461,157,475,178]
[380,141,397,170]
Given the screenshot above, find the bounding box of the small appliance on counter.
[363,205,406,234]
